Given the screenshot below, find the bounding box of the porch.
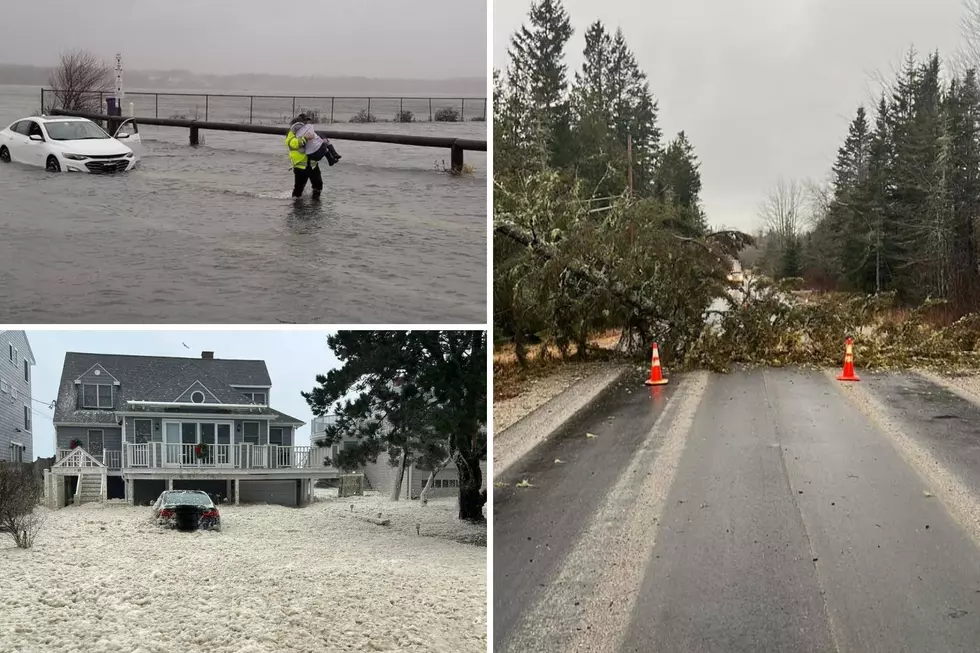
[56,443,332,472]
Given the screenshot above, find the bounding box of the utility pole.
[627,133,634,196]
[627,133,635,246]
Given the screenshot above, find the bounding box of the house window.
[243,392,267,405]
[82,384,113,408]
[23,405,30,432]
[134,419,152,444]
[7,344,11,363]
[269,427,284,446]
[242,422,260,445]
[0,379,8,393]
[9,443,24,463]
[190,391,205,404]
[23,360,28,382]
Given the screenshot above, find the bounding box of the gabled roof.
[54,352,274,424]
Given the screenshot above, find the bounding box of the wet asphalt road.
[494,368,980,653]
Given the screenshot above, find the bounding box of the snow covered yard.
[0,493,486,653]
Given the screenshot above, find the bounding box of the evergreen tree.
[569,23,662,197]
[303,331,487,522]
[504,0,574,167]
[655,131,706,233]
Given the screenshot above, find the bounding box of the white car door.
[6,121,30,163]
[25,121,48,167]
[113,119,142,162]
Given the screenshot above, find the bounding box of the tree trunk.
[455,451,485,522]
[420,456,452,503]
[390,452,408,501]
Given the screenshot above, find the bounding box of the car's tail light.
[159,509,173,518]
[202,510,219,519]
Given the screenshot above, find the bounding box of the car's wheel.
[0,146,9,163]
[46,155,61,172]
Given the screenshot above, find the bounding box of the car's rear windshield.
[45,121,109,141]
[162,492,212,507]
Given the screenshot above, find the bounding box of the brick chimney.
[201,351,214,360]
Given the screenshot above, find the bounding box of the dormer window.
[243,392,266,405]
[191,391,206,404]
[81,383,113,409]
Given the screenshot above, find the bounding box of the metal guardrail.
[49,109,486,171]
[41,89,487,123]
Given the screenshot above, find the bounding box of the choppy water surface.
[0,85,486,323]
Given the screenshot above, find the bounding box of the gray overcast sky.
[26,330,340,459]
[2,0,487,79]
[494,0,964,232]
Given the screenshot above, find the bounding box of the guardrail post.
[367,97,371,118]
[451,143,464,174]
[292,97,296,119]
[155,93,159,118]
[330,98,335,123]
[249,96,253,124]
[429,98,433,122]
[189,124,200,146]
[205,95,209,122]
[461,98,465,121]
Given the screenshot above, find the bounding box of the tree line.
[754,48,980,314]
[495,0,746,362]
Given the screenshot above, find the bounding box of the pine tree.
[504,0,574,167]
[569,23,662,197]
[655,131,706,234]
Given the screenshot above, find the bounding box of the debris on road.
[554,459,565,464]
[586,432,598,439]
[516,479,535,488]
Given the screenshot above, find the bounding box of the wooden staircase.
[53,448,107,506]
[75,471,105,505]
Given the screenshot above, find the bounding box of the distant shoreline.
[0,63,486,97]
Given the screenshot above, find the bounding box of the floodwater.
[0,85,486,323]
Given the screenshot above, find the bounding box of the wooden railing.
[102,450,121,469]
[123,443,329,470]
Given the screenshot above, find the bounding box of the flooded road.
[0,85,486,323]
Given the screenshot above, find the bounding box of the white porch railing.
[102,450,121,469]
[57,449,122,469]
[54,447,105,468]
[123,443,329,470]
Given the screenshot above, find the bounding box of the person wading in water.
[285,115,324,199]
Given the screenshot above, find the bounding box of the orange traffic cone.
[836,337,860,382]
[645,343,669,386]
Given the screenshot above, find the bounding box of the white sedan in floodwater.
[0,115,141,173]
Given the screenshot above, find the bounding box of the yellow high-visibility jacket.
[285,130,317,170]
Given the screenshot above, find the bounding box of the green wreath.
[193,443,210,459]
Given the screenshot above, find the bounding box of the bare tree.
[47,49,112,113]
[0,463,44,549]
[759,178,807,242]
[958,0,980,75]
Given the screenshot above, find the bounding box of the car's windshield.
[44,120,109,141]
[162,492,212,507]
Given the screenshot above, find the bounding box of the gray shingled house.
[0,331,35,463]
[46,350,332,508]
[310,416,487,499]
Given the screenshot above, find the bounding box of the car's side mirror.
[117,132,129,139]
[29,134,43,142]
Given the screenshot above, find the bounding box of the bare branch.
[47,49,112,113]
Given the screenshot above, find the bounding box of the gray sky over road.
[494,0,964,232]
[2,0,487,79]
